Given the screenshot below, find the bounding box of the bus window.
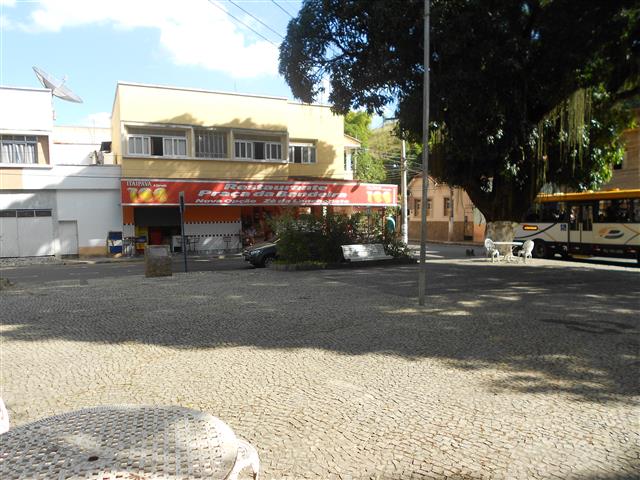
[538,202,554,221]
[569,205,580,230]
[539,201,568,222]
[618,199,632,222]
[597,198,638,223]
[582,204,593,231]
[557,202,569,222]
[523,206,539,222]
[597,200,612,222]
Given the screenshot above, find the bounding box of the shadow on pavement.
[1,260,638,404]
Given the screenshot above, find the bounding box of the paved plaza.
[1,258,638,479]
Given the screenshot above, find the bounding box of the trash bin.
[144,245,172,277]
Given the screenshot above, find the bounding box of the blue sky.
[0,0,313,126]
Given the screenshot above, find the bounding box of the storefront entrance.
[134,207,181,247]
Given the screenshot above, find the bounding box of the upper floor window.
[344,150,353,171]
[195,130,227,159]
[0,135,38,164]
[443,197,451,217]
[289,143,316,164]
[127,133,186,157]
[163,137,187,156]
[234,140,283,161]
[234,140,253,160]
[413,199,421,217]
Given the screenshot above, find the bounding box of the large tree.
[280,0,639,222]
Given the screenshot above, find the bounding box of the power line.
[206,0,279,47]
[271,0,295,18]
[227,0,285,40]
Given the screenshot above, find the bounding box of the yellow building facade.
[407,175,486,243]
[112,82,395,252]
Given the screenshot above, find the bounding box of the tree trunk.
[485,221,519,258]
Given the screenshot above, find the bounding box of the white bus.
[514,189,640,263]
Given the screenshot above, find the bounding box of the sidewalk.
[0,252,243,268]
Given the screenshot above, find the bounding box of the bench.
[341,243,393,262]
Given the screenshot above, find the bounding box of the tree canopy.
[280,0,639,221]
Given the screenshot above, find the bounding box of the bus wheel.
[533,240,548,259]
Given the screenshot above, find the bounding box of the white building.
[0,86,122,257]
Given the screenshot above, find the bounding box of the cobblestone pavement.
[1,259,638,479]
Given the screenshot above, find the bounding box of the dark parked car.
[243,240,278,267]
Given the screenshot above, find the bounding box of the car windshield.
[252,238,278,248]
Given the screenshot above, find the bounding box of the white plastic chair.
[227,437,260,480]
[518,239,534,263]
[484,238,500,262]
[0,398,9,434]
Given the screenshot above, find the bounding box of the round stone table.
[0,405,239,479]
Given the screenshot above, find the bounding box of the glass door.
[568,204,593,254]
[580,204,594,248]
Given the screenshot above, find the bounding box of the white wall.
[57,189,122,249]
[21,165,121,190]
[0,87,52,133]
[51,126,111,166]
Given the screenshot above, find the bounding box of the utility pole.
[179,192,188,273]
[448,186,454,241]
[401,138,408,245]
[418,0,430,306]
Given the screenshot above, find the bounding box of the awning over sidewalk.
[121,179,397,207]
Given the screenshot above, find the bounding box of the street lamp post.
[400,138,408,245]
[418,0,430,306]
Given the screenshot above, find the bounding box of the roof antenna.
[32,66,83,119]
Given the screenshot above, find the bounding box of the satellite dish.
[32,66,83,103]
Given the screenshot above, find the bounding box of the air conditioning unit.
[90,151,104,165]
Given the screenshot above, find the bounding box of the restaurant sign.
[121,179,397,207]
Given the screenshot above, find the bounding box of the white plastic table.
[0,405,239,480]
[493,241,523,262]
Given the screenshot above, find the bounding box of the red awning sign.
[121,179,397,207]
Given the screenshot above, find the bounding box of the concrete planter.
[272,257,415,271]
[144,245,172,277]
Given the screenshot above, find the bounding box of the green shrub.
[273,210,409,263]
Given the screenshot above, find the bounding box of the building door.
[463,207,474,240]
[17,210,55,257]
[568,204,594,255]
[0,212,19,257]
[59,220,79,256]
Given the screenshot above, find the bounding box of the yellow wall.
[112,83,349,180]
[37,136,49,165]
[121,158,290,180]
[111,89,122,164]
[0,168,22,189]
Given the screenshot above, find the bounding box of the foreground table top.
[0,405,238,480]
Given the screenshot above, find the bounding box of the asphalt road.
[1,242,636,286]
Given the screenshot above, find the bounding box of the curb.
[409,241,484,248]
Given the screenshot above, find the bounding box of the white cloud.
[0,0,16,30]
[17,0,279,78]
[82,111,111,127]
